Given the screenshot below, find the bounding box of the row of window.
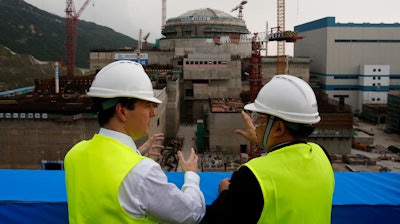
[336,39,400,43]
[0,113,48,119]
[185,60,227,65]
[333,76,384,79]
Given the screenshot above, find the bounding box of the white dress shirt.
[99,128,205,224]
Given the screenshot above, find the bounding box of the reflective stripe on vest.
[244,142,334,224]
[65,134,157,224]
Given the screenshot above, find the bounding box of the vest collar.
[268,140,307,153]
[98,127,140,155]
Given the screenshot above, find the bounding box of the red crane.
[249,33,263,103]
[65,0,92,76]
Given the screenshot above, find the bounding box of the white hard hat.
[87,60,161,104]
[244,74,320,124]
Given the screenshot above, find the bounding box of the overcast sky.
[24,0,400,55]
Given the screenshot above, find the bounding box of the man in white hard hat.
[202,75,334,223]
[65,60,205,223]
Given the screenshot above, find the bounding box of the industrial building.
[294,17,400,118]
[2,11,390,169]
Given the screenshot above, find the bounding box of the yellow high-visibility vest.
[65,134,157,224]
[244,142,334,224]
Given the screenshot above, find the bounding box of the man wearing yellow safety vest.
[202,75,334,223]
[65,60,205,223]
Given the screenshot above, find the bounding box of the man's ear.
[273,120,286,137]
[115,103,127,122]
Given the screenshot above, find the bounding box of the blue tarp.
[0,170,399,223]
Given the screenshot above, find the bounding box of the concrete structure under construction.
[1,10,367,169]
[387,91,400,133]
[0,89,167,169]
[294,17,400,115]
[89,8,312,122]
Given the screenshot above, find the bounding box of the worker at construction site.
[64,60,205,224]
[201,74,334,224]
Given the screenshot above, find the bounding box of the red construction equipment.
[65,0,92,76]
[249,33,263,103]
[247,33,264,160]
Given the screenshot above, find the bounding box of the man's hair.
[92,97,138,127]
[282,119,315,139]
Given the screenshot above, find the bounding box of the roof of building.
[173,8,237,20]
[162,8,249,37]
[295,17,400,33]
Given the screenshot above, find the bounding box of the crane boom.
[76,0,91,18]
[65,0,92,76]
[276,0,285,75]
[268,0,302,75]
[231,1,248,19]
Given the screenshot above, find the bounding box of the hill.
[0,0,139,68]
[0,44,86,91]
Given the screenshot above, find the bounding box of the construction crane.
[249,33,263,103]
[143,32,150,48]
[269,0,302,75]
[248,32,264,160]
[137,29,143,60]
[231,1,248,20]
[65,0,92,76]
[161,0,167,29]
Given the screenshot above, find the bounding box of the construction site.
[1,0,400,172]
[0,0,400,223]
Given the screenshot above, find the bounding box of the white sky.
[24,0,400,55]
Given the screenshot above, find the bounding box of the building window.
[373,69,376,72]
[378,69,381,72]
[378,77,381,80]
[185,89,193,97]
[377,98,380,101]
[372,98,375,101]
[373,77,376,80]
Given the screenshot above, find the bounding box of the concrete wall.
[165,79,180,138]
[0,89,168,169]
[0,117,98,169]
[242,57,311,84]
[309,137,352,155]
[208,112,248,153]
[159,38,251,58]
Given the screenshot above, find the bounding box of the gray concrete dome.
[162,8,249,38]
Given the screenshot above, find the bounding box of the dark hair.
[282,120,315,139]
[92,97,138,127]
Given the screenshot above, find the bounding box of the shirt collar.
[98,127,141,155]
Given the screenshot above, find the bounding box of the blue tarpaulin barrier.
[0,170,399,223]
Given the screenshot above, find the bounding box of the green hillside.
[0,0,139,68]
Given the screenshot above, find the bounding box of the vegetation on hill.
[0,0,139,69]
[0,44,70,91]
